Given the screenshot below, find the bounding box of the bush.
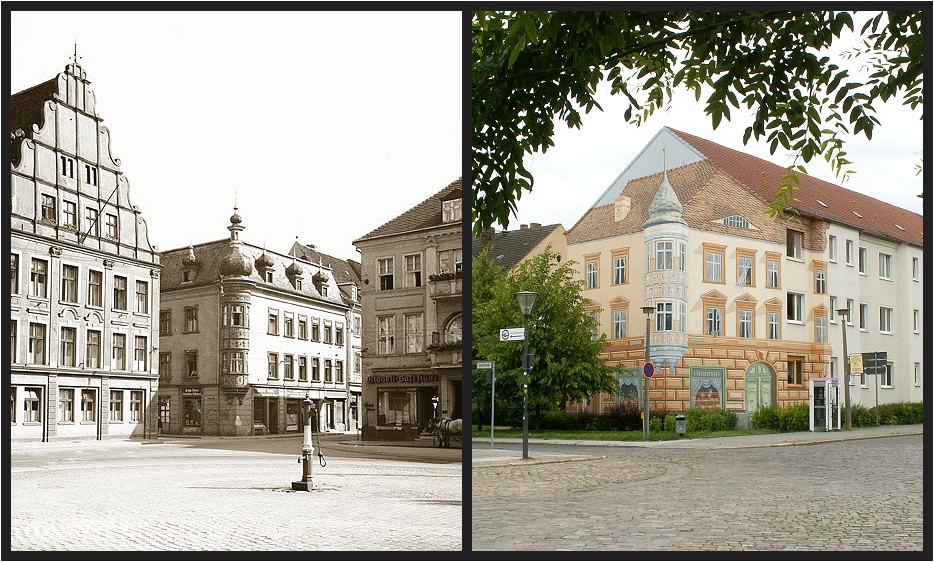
[751,405,779,430]
[663,414,676,432]
[649,416,662,432]
[851,402,923,427]
[684,408,737,432]
[776,404,810,432]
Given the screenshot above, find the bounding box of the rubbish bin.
[675,414,686,436]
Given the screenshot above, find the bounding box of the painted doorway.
[745,362,775,415]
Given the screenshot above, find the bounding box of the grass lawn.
[473,427,781,442]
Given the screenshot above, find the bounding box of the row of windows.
[375,313,462,355]
[376,249,462,291]
[10,321,149,370]
[159,348,362,380]
[826,297,910,334]
[10,387,143,424]
[38,192,118,239]
[57,155,99,185]
[11,254,150,312]
[266,353,344,383]
[827,235,920,281]
[828,358,917,388]
[266,308,345,345]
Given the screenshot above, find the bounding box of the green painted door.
[745,362,773,414]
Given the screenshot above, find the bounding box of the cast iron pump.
[291,396,317,491]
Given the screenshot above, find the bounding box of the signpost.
[477,361,496,447]
[643,362,655,378]
[499,328,525,341]
[861,352,887,427]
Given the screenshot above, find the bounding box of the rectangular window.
[10,321,17,363]
[613,309,627,339]
[336,324,344,346]
[129,391,142,422]
[230,305,247,327]
[323,323,332,344]
[787,292,804,322]
[185,350,198,376]
[87,270,102,307]
[60,155,74,178]
[846,299,855,325]
[60,327,76,367]
[912,257,919,281]
[880,307,893,334]
[311,318,320,341]
[105,213,118,238]
[859,303,868,330]
[767,259,779,288]
[613,256,627,285]
[915,363,921,386]
[405,314,423,353]
[881,363,893,388]
[738,256,753,286]
[815,268,826,294]
[828,235,837,262]
[706,307,722,336]
[786,230,803,259]
[878,253,892,280]
[159,352,171,378]
[438,249,463,273]
[586,261,597,288]
[62,201,77,228]
[656,241,673,270]
[112,333,126,370]
[829,297,837,323]
[85,165,98,186]
[284,312,294,338]
[845,240,854,265]
[378,315,395,354]
[86,330,101,369]
[134,336,147,371]
[589,312,598,341]
[267,309,279,335]
[41,194,57,222]
[354,351,362,374]
[11,254,18,294]
[268,353,279,379]
[768,312,780,340]
[914,309,920,333]
[378,257,394,290]
[28,323,46,365]
[335,360,344,383]
[184,307,198,333]
[324,359,333,383]
[110,390,124,422]
[135,280,149,314]
[442,198,461,223]
[404,254,422,287]
[159,310,172,336]
[830,357,837,379]
[655,302,673,331]
[739,310,753,338]
[59,388,74,422]
[787,358,803,385]
[311,357,320,381]
[30,258,47,298]
[858,247,867,274]
[705,251,723,283]
[816,316,827,343]
[24,388,41,423]
[81,390,96,422]
[85,207,99,237]
[298,356,308,381]
[61,264,78,303]
[113,276,127,310]
[298,316,307,339]
[284,354,294,380]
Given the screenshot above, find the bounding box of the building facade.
[157,211,358,436]
[354,178,463,441]
[10,62,161,442]
[565,128,922,425]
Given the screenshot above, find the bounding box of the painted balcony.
[428,270,462,300]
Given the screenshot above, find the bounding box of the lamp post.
[836,308,852,430]
[516,291,538,460]
[641,305,654,439]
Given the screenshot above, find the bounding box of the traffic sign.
[500,328,525,341]
[477,361,494,370]
[861,352,888,375]
[643,362,655,378]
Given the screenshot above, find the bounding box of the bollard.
[291,396,317,491]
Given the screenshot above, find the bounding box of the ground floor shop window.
[130,391,143,422]
[110,390,124,422]
[158,396,170,429]
[377,389,416,426]
[59,389,74,422]
[81,390,96,422]
[24,388,41,422]
[184,397,202,427]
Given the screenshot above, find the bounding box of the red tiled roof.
[669,128,923,247]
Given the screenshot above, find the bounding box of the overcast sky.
[510,13,925,233]
[10,10,462,260]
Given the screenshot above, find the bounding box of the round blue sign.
[643,362,655,378]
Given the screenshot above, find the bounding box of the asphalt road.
[471,434,924,551]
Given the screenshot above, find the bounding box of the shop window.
[183,397,202,427]
[110,390,124,422]
[377,389,417,426]
[59,388,75,422]
[24,388,41,422]
[130,391,142,422]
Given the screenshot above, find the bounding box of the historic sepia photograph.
[8,9,463,552]
[470,10,924,553]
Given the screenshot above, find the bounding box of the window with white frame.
[267,353,278,379]
[613,309,627,339]
[768,312,780,339]
[846,299,854,325]
[723,215,750,228]
[105,213,118,239]
[184,306,198,333]
[404,254,422,287]
[787,292,804,322]
[267,309,279,335]
[85,207,98,237]
[23,388,41,423]
[845,240,853,265]
[62,200,77,228]
[11,254,19,295]
[29,323,46,365]
[30,258,47,298]
[61,264,78,303]
[86,330,101,369]
[828,235,837,261]
[378,315,395,354]
[324,359,333,383]
[438,248,462,273]
[442,198,461,223]
[59,388,74,422]
[881,363,893,387]
[311,357,320,381]
[656,302,673,331]
[739,309,753,338]
[81,389,95,422]
[405,313,423,353]
[283,312,294,338]
[912,257,919,281]
[706,250,723,283]
[829,296,837,323]
[859,303,868,330]
[915,363,921,386]
[858,247,867,274]
[130,391,142,422]
[113,276,127,310]
[815,268,826,294]
[879,307,893,334]
[816,315,827,343]
[706,307,722,336]
[378,257,394,290]
[786,230,803,259]
[298,356,307,381]
[589,312,599,341]
[88,270,102,307]
[914,309,920,333]
[878,252,892,280]
[738,255,753,286]
[135,280,149,314]
[586,261,597,288]
[613,255,627,284]
[283,354,294,380]
[10,321,16,363]
[110,390,124,422]
[41,194,56,223]
[767,258,779,288]
[656,241,673,270]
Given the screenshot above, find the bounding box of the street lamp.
[836,308,852,430]
[641,305,654,439]
[516,291,538,460]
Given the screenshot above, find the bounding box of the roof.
[472,223,563,270]
[289,241,362,306]
[668,128,923,247]
[353,177,462,243]
[10,78,58,166]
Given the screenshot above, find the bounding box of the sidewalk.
[470,423,923,467]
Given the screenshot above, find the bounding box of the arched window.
[444,314,462,343]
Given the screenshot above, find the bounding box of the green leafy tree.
[472,10,923,234]
[472,245,617,429]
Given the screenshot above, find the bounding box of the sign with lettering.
[477,361,494,369]
[366,374,439,385]
[689,366,726,410]
[500,328,525,341]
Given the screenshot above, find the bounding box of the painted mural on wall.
[690,366,726,410]
[617,370,641,407]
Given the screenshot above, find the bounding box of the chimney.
[530,222,541,229]
[480,227,495,250]
[614,194,632,222]
[520,224,528,230]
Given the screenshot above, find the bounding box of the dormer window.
[722,215,750,229]
[442,199,461,223]
[265,271,274,283]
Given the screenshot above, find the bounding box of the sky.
[508,14,925,233]
[10,10,463,261]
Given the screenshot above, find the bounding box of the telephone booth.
[809,377,841,431]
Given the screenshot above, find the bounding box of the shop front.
[363,372,442,441]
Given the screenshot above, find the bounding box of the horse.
[437,417,462,448]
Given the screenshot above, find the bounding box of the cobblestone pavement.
[9,438,461,552]
[472,429,924,551]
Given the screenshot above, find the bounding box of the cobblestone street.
[472,430,923,551]
[10,437,461,552]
